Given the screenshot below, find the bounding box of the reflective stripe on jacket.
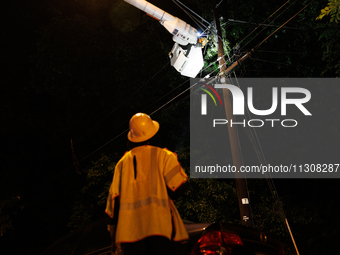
[105,145,188,244]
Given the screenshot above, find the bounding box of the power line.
[172,0,209,33]
[229,74,301,255]
[245,70,301,73]
[49,0,317,185]
[37,60,224,188]
[72,61,170,147]
[237,0,297,50]
[34,61,172,188]
[173,0,211,27]
[250,57,311,69]
[254,0,317,51]
[226,18,306,30]
[256,50,302,54]
[32,2,316,235]
[219,0,319,246]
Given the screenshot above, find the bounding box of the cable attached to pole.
[237,0,296,50]
[254,0,317,51]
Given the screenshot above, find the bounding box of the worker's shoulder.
[117,150,133,163]
[159,147,179,161]
[162,147,177,156]
[120,146,177,159]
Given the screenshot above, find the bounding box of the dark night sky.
[2,0,340,254]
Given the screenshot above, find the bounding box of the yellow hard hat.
[128,113,160,143]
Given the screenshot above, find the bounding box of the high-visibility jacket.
[105,145,189,244]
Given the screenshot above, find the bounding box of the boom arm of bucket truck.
[124,0,205,78]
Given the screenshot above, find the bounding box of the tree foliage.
[68,148,239,228]
[316,0,340,22]
[67,148,332,255]
[0,196,22,237]
[318,22,340,76]
[68,154,117,229]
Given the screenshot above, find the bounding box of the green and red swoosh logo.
[199,83,223,106]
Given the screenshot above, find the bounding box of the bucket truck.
[124,0,206,78]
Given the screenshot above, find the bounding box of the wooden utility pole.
[212,0,253,227]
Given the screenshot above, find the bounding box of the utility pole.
[212,0,253,228]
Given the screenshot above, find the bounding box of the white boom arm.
[124,0,198,46]
[124,0,204,78]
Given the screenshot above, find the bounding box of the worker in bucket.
[105,113,189,255]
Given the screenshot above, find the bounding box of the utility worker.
[105,113,189,255]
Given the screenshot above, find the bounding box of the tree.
[316,0,340,22]
[68,148,239,228]
[68,154,117,229]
